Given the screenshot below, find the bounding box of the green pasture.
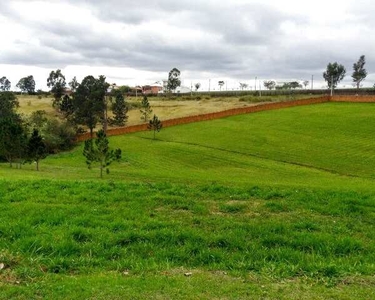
[1,180,375,299]
[3,102,375,190]
[2,102,375,299]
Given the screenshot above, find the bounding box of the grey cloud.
[0,0,374,86]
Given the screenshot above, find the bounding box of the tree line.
[0,69,165,175]
[261,55,368,92]
[0,92,49,170]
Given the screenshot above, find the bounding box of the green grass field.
[2,102,375,299]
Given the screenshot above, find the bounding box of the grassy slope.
[2,102,375,298]
[1,181,375,299]
[4,102,375,190]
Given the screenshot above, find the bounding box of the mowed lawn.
[2,102,375,299]
[3,102,375,190]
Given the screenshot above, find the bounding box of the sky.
[0,0,374,91]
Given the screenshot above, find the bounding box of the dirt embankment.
[330,95,375,102]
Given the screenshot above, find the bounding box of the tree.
[69,76,79,92]
[47,69,66,104]
[73,75,109,138]
[352,55,367,90]
[111,90,128,126]
[83,129,121,178]
[218,81,225,91]
[303,80,309,89]
[195,83,201,91]
[16,75,35,94]
[0,91,19,117]
[0,115,27,168]
[0,92,25,167]
[167,68,181,92]
[42,118,76,153]
[323,62,346,89]
[29,110,48,128]
[59,94,75,118]
[0,76,11,91]
[239,83,248,90]
[140,96,153,122]
[27,128,48,171]
[119,85,131,94]
[290,81,302,89]
[148,115,162,139]
[27,110,76,153]
[263,80,276,90]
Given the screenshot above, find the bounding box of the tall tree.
[167,68,181,92]
[0,91,25,167]
[59,94,75,118]
[0,76,11,91]
[239,83,248,90]
[47,69,66,105]
[352,55,367,90]
[323,62,346,89]
[0,115,27,168]
[290,81,302,89]
[16,75,35,94]
[195,83,201,91]
[98,76,111,132]
[0,91,19,117]
[83,129,121,178]
[69,76,79,92]
[140,96,152,122]
[73,75,108,138]
[263,80,276,90]
[218,81,225,91]
[148,114,162,139]
[27,129,48,171]
[111,90,128,126]
[303,80,309,89]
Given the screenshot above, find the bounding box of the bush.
[43,119,77,153]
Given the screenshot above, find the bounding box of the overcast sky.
[0,0,374,91]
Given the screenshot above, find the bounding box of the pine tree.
[140,96,152,122]
[148,115,162,139]
[111,91,128,126]
[0,115,27,168]
[83,129,122,178]
[27,129,48,171]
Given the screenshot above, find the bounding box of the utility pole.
[330,75,333,96]
[259,80,262,97]
[311,75,314,90]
